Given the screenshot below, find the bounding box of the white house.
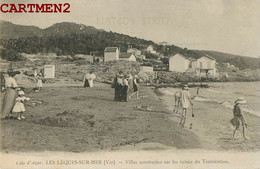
[192,55,217,76]
[104,47,119,62]
[147,45,156,54]
[127,47,141,56]
[44,65,55,78]
[169,53,192,72]
[119,53,136,61]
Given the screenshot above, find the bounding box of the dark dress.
[133,78,138,92]
[121,79,128,101]
[117,77,124,101]
[84,80,90,88]
[112,76,120,101]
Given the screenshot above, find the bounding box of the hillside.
[0,21,43,39]
[195,50,260,70]
[44,22,102,37]
[0,21,157,57]
[0,21,102,40]
[1,21,259,70]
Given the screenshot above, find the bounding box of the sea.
[159,82,260,117]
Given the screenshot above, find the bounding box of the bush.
[0,49,26,61]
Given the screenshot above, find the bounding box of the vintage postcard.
[0,0,259,169]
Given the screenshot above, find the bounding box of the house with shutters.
[192,55,217,76]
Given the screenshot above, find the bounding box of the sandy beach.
[1,77,259,153]
[1,82,201,152]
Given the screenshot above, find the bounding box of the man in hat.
[180,84,193,126]
[231,97,248,140]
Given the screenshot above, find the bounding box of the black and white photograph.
[0,0,259,168]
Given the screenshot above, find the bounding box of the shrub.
[0,49,26,61]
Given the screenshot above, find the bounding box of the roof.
[104,47,118,52]
[202,55,216,60]
[119,53,135,58]
[128,48,140,51]
[170,53,196,61]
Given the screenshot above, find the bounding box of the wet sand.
[157,87,260,151]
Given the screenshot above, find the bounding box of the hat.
[235,97,246,104]
[18,91,25,96]
[183,84,189,90]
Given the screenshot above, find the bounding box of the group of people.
[1,66,249,140]
[1,70,30,120]
[174,84,248,140]
[112,71,139,102]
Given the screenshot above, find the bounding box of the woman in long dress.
[1,71,18,119]
[83,72,90,87]
[230,97,248,140]
[88,71,96,88]
[129,75,139,99]
[36,73,43,91]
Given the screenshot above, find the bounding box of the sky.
[1,0,260,58]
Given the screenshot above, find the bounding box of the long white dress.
[88,74,96,88]
[12,96,30,112]
[36,75,43,88]
[180,90,191,109]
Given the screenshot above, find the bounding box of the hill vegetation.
[1,20,260,71]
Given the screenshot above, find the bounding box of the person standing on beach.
[12,90,30,120]
[36,73,43,92]
[230,97,248,140]
[1,70,18,119]
[121,75,129,102]
[127,72,133,91]
[83,72,90,88]
[129,75,139,99]
[88,71,96,88]
[180,84,193,126]
[116,72,124,101]
[112,74,119,101]
[112,71,124,101]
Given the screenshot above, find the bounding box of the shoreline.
[154,86,260,151]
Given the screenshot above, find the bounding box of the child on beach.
[230,97,248,140]
[36,73,43,91]
[12,90,30,120]
[179,84,193,126]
